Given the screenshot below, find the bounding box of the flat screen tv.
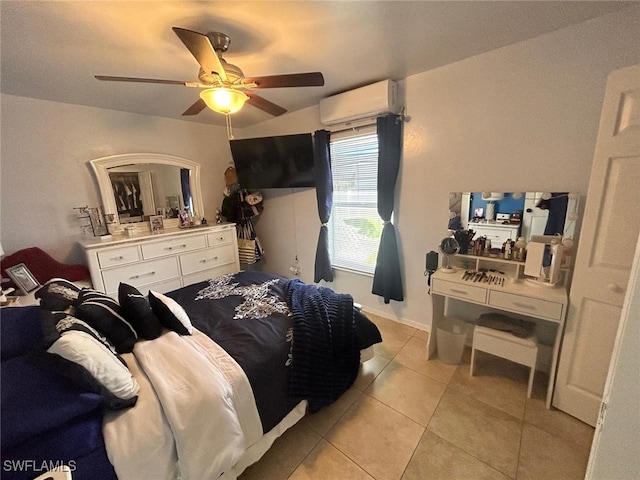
[230,133,316,189]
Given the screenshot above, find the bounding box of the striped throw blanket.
[283,279,360,412]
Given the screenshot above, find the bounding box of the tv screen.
[230,133,316,189]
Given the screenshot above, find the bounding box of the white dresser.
[469,222,520,245]
[81,224,240,296]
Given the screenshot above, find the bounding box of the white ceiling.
[1,1,635,128]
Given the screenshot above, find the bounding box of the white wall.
[240,6,640,330]
[0,95,233,264]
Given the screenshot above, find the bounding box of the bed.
[1,271,382,480]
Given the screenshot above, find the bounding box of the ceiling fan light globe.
[200,88,248,114]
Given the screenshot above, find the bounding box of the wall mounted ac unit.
[319,80,399,126]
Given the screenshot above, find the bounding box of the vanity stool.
[470,325,539,398]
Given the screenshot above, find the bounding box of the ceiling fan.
[95,27,325,118]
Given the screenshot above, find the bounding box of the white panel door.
[521,192,549,240]
[553,64,640,426]
[585,230,640,480]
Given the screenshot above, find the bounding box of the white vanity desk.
[427,255,568,408]
[81,224,240,297]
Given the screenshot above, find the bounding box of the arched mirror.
[90,153,204,233]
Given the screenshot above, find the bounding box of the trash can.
[436,318,466,365]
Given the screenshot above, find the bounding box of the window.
[329,129,382,274]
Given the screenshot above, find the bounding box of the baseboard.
[360,306,430,334]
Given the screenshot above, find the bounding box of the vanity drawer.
[179,245,236,276]
[207,229,236,247]
[432,279,487,304]
[141,235,207,259]
[489,291,563,321]
[97,245,141,269]
[102,257,179,294]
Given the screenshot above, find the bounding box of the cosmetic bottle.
[503,239,513,260]
[513,237,527,262]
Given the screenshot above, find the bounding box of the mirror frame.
[450,191,580,243]
[90,153,204,233]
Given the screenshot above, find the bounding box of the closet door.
[553,64,640,426]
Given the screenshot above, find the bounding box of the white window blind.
[329,129,382,274]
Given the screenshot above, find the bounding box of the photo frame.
[149,215,164,234]
[109,171,144,218]
[6,263,41,295]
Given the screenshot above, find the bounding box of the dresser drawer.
[141,235,207,259]
[143,278,183,296]
[472,225,519,245]
[179,245,236,276]
[207,229,236,247]
[97,245,141,268]
[102,257,180,294]
[432,279,487,304]
[183,263,238,286]
[489,291,563,321]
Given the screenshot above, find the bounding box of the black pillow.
[148,290,193,336]
[36,310,139,409]
[74,289,138,353]
[118,283,162,340]
[34,278,82,311]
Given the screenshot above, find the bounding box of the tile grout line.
[283,430,324,480]
[318,339,425,480]
[425,361,520,479]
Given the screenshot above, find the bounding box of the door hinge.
[598,401,608,427]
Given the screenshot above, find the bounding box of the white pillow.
[48,330,140,400]
[148,290,193,335]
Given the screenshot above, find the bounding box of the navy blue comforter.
[168,271,381,431]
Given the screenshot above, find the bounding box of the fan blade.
[182,98,207,116]
[172,27,227,82]
[242,72,324,89]
[95,75,196,86]
[245,92,287,116]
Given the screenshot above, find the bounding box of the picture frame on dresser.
[149,215,164,234]
[5,263,40,295]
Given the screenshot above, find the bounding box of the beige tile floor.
[239,312,594,480]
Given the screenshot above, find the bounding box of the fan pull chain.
[225,114,235,139]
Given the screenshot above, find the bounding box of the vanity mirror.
[449,191,580,245]
[90,153,204,233]
[439,237,460,273]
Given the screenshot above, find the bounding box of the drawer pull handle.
[199,256,219,264]
[450,289,468,295]
[165,244,187,251]
[513,302,536,310]
[608,283,624,293]
[111,256,125,261]
[218,237,224,241]
[129,271,156,280]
